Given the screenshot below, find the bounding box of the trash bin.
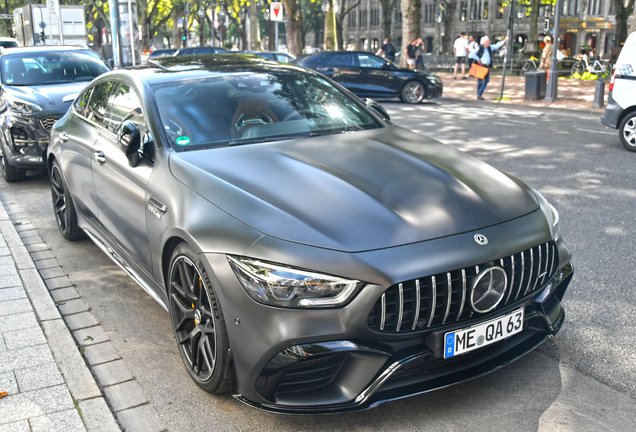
[525,70,547,100]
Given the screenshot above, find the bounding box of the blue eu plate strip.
[445,332,455,358]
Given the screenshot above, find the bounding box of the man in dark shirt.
[376,38,396,62]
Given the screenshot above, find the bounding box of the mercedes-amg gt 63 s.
[48,55,573,414]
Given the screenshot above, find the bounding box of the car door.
[356,53,402,98]
[316,53,362,93]
[61,81,115,221]
[91,81,154,271]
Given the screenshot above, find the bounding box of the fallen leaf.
[0,391,8,399]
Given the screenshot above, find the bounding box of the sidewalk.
[438,72,608,111]
[0,194,119,431]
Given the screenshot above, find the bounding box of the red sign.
[271,2,283,21]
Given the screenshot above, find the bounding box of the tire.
[168,243,230,393]
[401,81,426,104]
[571,62,584,78]
[619,112,636,152]
[521,61,533,75]
[50,160,85,241]
[1,154,26,182]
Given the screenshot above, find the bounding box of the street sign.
[543,18,550,32]
[271,2,283,21]
[0,14,12,19]
[213,19,219,30]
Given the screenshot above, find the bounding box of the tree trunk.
[336,14,344,50]
[250,2,261,51]
[442,1,456,54]
[199,17,205,46]
[614,0,635,47]
[400,0,422,67]
[172,9,182,49]
[283,0,303,56]
[630,2,636,35]
[526,0,540,54]
[268,20,276,50]
[141,1,150,51]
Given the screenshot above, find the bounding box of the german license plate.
[444,308,524,359]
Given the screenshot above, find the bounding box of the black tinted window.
[104,83,145,134]
[324,53,356,68]
[74,88,92,116]
[85,82,116,128]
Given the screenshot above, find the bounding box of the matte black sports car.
[49,55,572,414]
[295,51,443,104]
[0,46,110,181]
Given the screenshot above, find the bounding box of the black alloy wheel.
[168,243,230,393]
[1,153,26,182]
[401,81,426,104]
[50,161,84,241]
[619,112,636,152]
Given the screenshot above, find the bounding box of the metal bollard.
[592,80,605,108]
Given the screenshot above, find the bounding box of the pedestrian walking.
[376,38,397,62]
[415,38,426,70]
[468,35,508,100]
[453,32,469,79]
[467,35,478,71]
[539,36,553,74]
[405,38,418,69]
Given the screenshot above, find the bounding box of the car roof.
[115,54,310,86]
[0,45,91,56]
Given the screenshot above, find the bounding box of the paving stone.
[0,311,38,333]
[77,397,121,432]
[26,243,49,253]
[30,409,87,432]
[30,250,54,261]
[19,269,61,322]
[40,319,101,402]
[13,223,34,232]
[18,229,39,239]
[0,420,31,432]
[73,326,110,347]
[0,274,22,289]
[0,344,53,374]
[14,362,65,392]
[57,298,89,316]
[0,220,22,247]
[0,264,17,278]
[91,360,134,387]
[10,245,36,270]
[34,258,59,270]
[0,286,26,301]
[21,235,44,245]
[116,404,165,432]
[0,298,32,317]
[39,266,65,280]
[0,246,10,256]
[0,370,18,395]
[103,380,148,412]
[0,336,6,352]
[64,312,99,331]
[0,385,74,425]
[3,325,47,351]
[50,287,81,302]
[82,342,121,366]
[45,276,73,291]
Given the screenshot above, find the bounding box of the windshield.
[152,71,383,151]
[1,51,110,86]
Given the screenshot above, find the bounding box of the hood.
[5,82,88,111]
[169,127,539,252]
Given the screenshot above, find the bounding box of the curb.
[0,194,121,432]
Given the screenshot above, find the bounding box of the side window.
[357,54,386,69]
[85,81,116,128]
[74,87,93,117]
[105,83,145,135]
[324,53,356,68]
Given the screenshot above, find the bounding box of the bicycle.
[571,54,613,81]
[520,56,540,75]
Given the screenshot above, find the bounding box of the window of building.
[496,2,503,19]
[461,2,468,21]
[469,0,476,20]
[483,1,488,19]
[348,11,356,28]
[359,10,368,27]
[588,0,603,16]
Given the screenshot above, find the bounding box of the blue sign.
[445,333,455,358]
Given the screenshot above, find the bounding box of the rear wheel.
[619,112,636,152]
[168,243,230,393]
[401,81,426,104]
[571,62,584,78]
[1,154,26,182]
[50,160,85,241]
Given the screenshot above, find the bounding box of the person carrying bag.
[468,35,508,100]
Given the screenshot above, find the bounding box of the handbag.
[468,63,489,79]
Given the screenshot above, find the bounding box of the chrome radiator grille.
[367,242,559,333]
[40,116,60,132]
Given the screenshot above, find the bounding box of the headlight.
[549,203,560,242]
[533,189,560,242]
[7,97,42,115]
[228,256,363,308]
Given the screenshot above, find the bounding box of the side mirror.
[365,98,390,121]
[119,121,141,167]
[381,62,391,70]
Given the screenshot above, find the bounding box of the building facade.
[343,0,617,58]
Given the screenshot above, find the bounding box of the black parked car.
[49,55,572,414]
[0,46,110,181]
[247,51,296,63]
[296,51,443,104]
[173,47,229,56]
[147,48,177,60]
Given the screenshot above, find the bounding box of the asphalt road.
[3,99,636,431]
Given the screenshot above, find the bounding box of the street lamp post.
[545,0,562,102]
[321,0,338,51]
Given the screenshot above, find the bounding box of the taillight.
[609,69,617,92]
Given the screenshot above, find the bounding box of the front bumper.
[427,82,443,99]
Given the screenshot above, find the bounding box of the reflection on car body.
[48,54,573,414]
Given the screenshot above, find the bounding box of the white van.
[602,32,636,151]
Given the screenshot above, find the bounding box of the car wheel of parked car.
[619,112,636,152]
[1,154,26,182]
[50,160,85,241]
[168,243,231,393]
[401,81,426,104]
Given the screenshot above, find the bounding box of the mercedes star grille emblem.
[470,267,508,313]
[474,233,488,246]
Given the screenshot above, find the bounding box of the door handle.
[93,151,106,165]
[60,132,69,143]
